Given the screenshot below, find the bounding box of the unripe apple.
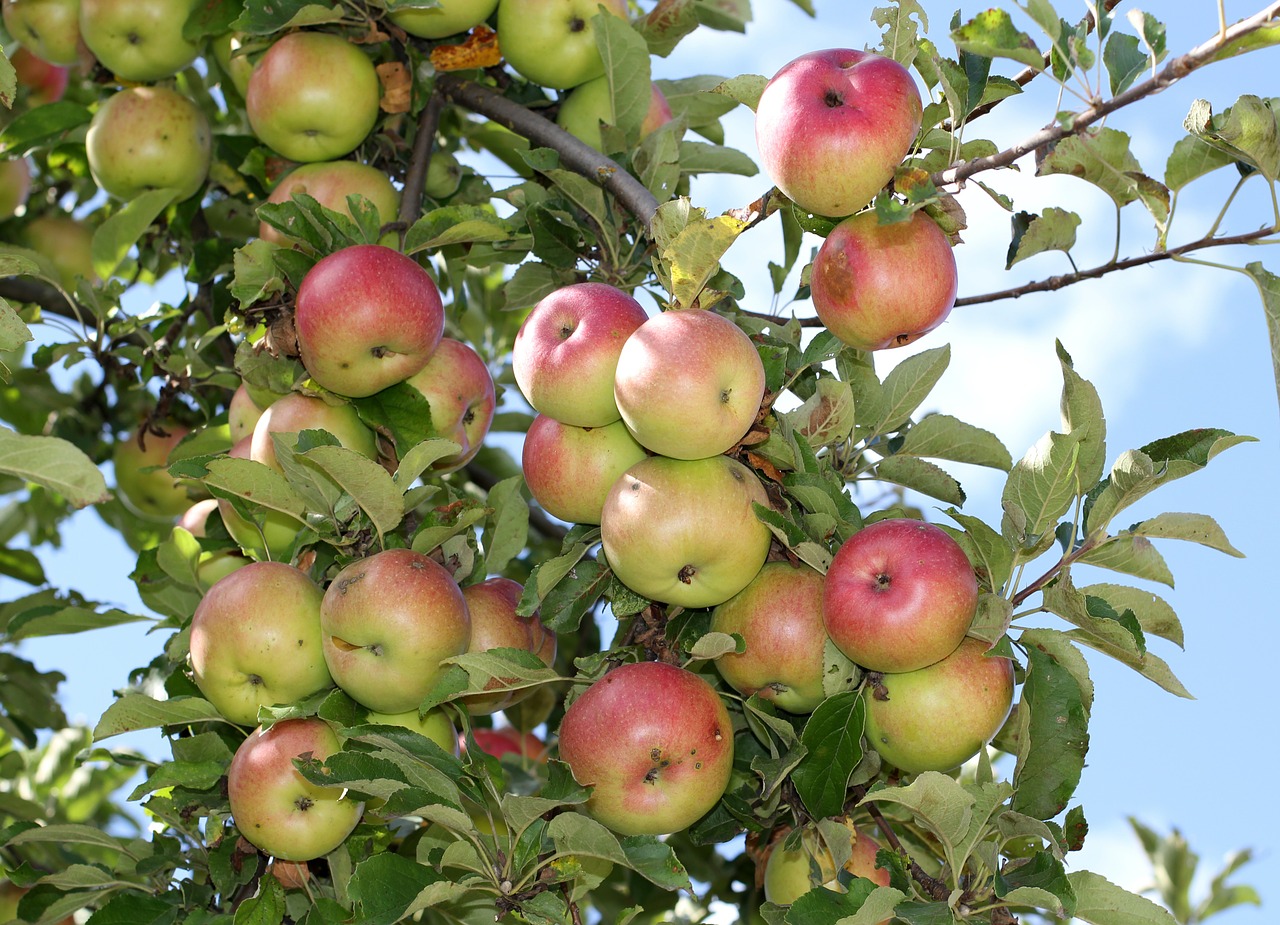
[2,0,84,66]
[824,518,978,674]
[422,150,463,200]
[496,0,627,89]
[521,414,648,526]
[227,717,363,861]
[711,561,828,714]
[559,661,733,836]
[512,282,648,427]
[601,455,772,610]
[862,636,1015,773]
[458,576,556,715]
[810,210,958,351]
[0,159,32,221]
[218,435,305,562]
[228,383,267,444]
[211,31,254,98]
[176,499,251,587]
[249,392,378,474]
[10,47,69,104]
[259,161,400,246]
[613,308,766,461]
[320,548,472,714]
[366,706,458,754]
[755,48,922,217]
[85,86,211,203]
[763,822,890,905]
[21,213,98,289]
[189,561,332,725]
[555,77,673,152]
[402,337,495,474]
[294,245,445,398]
[79,0,202,82]
[389,0,497,38]
[113,424,202,521]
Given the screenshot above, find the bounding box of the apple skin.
[113,424,200,520]
[294,245,445,399]
[21,214,98,289]
[422,150,463,200]
[763,823,890,906]
[458,576,556,715]
[512,282,648,428]
[227,717,364,862]
[496,0,627,89]
[863,636,1015,773]
[613,309,766,461]
[320,548,472,714]
[389,0,497,38]
[401,337,495,474]
[229,383,267,444]
[176,498,252,587]
[823,518,978,674]
[79,0,202,82]
[2,0,84,66]
[259,161,400,246]
[246,31,381,163]
[521,414,647,526]
[810,210,958,351]
[711,561,828,714]
[468,725,548,762]
[600,454,772,610]
[366,706,458,754]
[85,86,211,203]
[189,561,333,726]
[249,392,378,475]
[211,31,255,98]
[559,661,733,836]
[556,77,673,152]
[755,48,922,218]
[10,47,69,104]
[219,435,305,562]
[0,158,32,221]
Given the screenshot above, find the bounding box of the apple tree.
[0,0,1273,923]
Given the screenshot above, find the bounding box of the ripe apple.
[176,499,251,587]
[711,561,828,714]
[2,0,83,66]
[763,822,890,905]
[389,0,497,38]
[600,454,772,610]
[218,436,306,562]
[259,160,400,246]
[21,213,98,289]
[512,282,648,427]
[85,86,211,203]
[79,0,202,82]
[227,717,363,861]
[467,725,548,762]
[559,661,733,836]
[320,548,472,714]
[211,31,254,98]
[823,518,978,674]
[755,48,923,218]
[113,424,201,520]
[496,0,626,89]
[228,383,267,443]
[613,308,766,460]
[401,337,495,474]
[294,245,445,398]
[249,392,378,474]
[10,47,69,104]
[521,414,647,526]
[457,576,556,715]
[189,561,333,725]
[0,158,32,221]
[810,209,958,351]
[556,77,673,152]
[366,706,458,754]
[246,31,381,163]
[862,636,1015,773]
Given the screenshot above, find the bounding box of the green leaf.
[660,210,750,308]
[92,188,181,280]
[481,475,528,576]
[791,692,865,818]
[0,297,33,355]
[0,547,45,585]
[1067,870,1179,925]
[784,378,855,446]
[1079,533,1174,586]
[3,823,135,856]
[201,456,309,523]
[93,694,228,741]
[347,853,462,925]
[873,344,950,433]
[1057,342,1107,491]
[1002,430,1081,541]
[232,0,344,33]
[1016,628,1094,714]
[0,427,110,508]
[403,205,512,255]
[1079,583,1182,648]
[618,835,692,891]
[1164,135,1235,192]
[873,1,928,65]
[637,0,699,56]
[996,849,1078,918]
[0,101,92,156]
[231,239,288,307]
[1012,644,1089,820]
[1103,32,1146,95]
[1006,208,1081,269]
[898,413,1012,470]
[1043,575,1145,660]
[677,140,759,176]
[234,874,285,925]
[1183,95,1280,182]
[945,509,1014,593]
[302,445,403,538]
[711,74,768,111]
[1242,263,1280,415]
[874,456,965,506]
[596,12,652,137]
[1128,511,1243,557]
[1036,128,1169,223]
[952,8,1045,70]
[5,605,150,640]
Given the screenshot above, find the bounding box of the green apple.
[559,661,733,836]
[216,435,305,563]
[600,454,772,609]
[21,213,98,289]
[113,423,202,521]
[176,499,251,588]
[556,77,673,152]
[2,0,84,66]
[763,821,890,905]
[401,337,495,474]
[320,548,472,714]
[495,0,626,89]
[366,706,458,754]
[211,31,255,98]
[521,414,647,526]
[86,86,212,203]
[457,576,556,715]
[246,31,381,163]
[389,0,497,38]
[249,392,378,474]
[79,0,203,82]
[260,160,400,246]
[0,158,32,221]
[189,561,333,725]
[422,150,463,200]
[228,383,267,444]
[227,717,363,861]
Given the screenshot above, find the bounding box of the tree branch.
[398,88,447,230]
[434,73,660,229]
[0,276,83,325]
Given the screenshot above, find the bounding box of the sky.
[7,0,1280,921]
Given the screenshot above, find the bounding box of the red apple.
[457,576,556,715]
[249,392,378,474]
[467,725,549,763]
[294,245,445,398]
[824,519,977,674]
[755,48,922,218]
[810,209,958,351]
[401,337,495,474]
[259,161,400,246]
[559,661,733,836]
[521,414,648,526]
[613,308,766,460]
[10,47,69,104]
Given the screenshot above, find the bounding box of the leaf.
[1242,263,1280,415]
[1067,871,1179,925]
[898,413,1012,470]
[1079,583,1183,648]
[232,0,344,33]
[481,475,528,576]
[1164,135,1235,192]
[874,456,965,506]
[791,692,865,818]
[996,849,1078,918]
[595,11,653,136]
[347,853,462,925]
[1017,628,1094,714]
[952,8,1045,70]
[93,694,227,741]
[1006,208,1081,269]
[873,344,950,434]
[1036,128,1169,223]
[1183,95,1280,182]
[0,427,110,508]
[1079,533,1175,586]
[618,835,692,891]
[1011,644,1089,820]
[92,188,181,280]
[637,0,699,57]
[403,205,512,254]
[873,0,928,65]
[303,445,403,538]
[0,101,92,156]
[677,140,758,176]
[1057,342,1107,491]
[234,874,285,925]
[784,378,854,446]
[201,456,309,523]
[1103,32,1146,95]
[3,823,135,856]
[1002,430,1081,541]
[661,210,750,308]
[5,605,150,640]
[0,296,33,355]
[1128,512,1243,557]
[711,74,768,111]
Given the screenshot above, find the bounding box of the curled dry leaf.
[430,25,502,72]
[377,62,413,114]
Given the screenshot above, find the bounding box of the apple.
[320,547,472,714]
[246,31,382,163]
[85,86,211,203]
[249,392,378,474]
[10,47,69,104]
[389,0,497,38]
[862,636,1015,773]
[512,282,648,427]
[211,31,255,98]
[559,661,733,836]
[228,383,267,443]
[0,881,74,924]
[366,706,458,754]
[401,337,495,474]
[217,435,306,563]
[2,0,83,66]
[521,414,647,526]
[79,0,202,82]
[259,161,400,246]
[711,561,828,714]
[21,213,98,289]
[810,209,958,351]
[189,561,333,725]
[467,725,548,762]
[293,245,445,398]
[227,717,363,861]
[457,576,556,715]
[823,518,978,674]
[0,158,32,221]
[556,77,673,152]
[600,454,772,610]
[176,498,251,587]
[113,424,201,520]
[755,48,923,218]
[422,150,463,200]
[613,308,766,461]
[496,0,626,89]
[763,822,890,905]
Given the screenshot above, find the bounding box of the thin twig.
[850,783,951,902]
[399,88,447,231]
